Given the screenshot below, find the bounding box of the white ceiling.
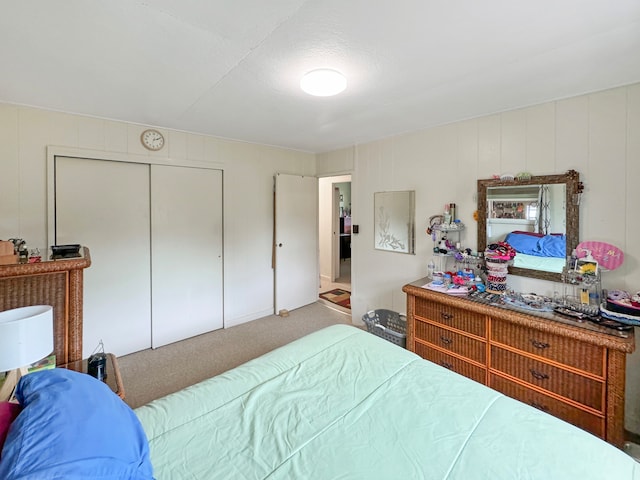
[2,1,639,153]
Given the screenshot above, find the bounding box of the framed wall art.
[374,190,415,254]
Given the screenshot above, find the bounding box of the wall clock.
[140,129,165,151]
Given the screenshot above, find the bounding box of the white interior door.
[151,165,223,348]
[54,157,151,357]
[274,173,318,313]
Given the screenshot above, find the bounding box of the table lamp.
[0,305,54,401]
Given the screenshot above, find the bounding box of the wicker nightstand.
[59,353,125,399]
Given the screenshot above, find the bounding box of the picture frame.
[373,190,415,254]
[575,258,598,276]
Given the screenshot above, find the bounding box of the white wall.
[317,82,640,434]
[0,104,315,331]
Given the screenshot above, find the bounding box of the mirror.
[477,170,582,282]
[374,190,415,254]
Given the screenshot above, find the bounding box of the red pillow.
[0,401,22,456]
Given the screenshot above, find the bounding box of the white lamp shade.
[0,305,54,372]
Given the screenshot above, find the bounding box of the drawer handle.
[529,369,549,381]
[440,336,453,345]
[530,339,550,350]
[440,312,453,321]
[529,401,549,412]
[440,361,454,370]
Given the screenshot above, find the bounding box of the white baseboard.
[224,308,274,329]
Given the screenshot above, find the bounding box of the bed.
[505,231,567,273]
[1,324,638,479]
[512,252,566,273]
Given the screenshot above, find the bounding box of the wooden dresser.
[0,247,91,365]
[403,279,635,448]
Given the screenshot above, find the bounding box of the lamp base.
[0,367,28,402]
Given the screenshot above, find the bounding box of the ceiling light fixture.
[300,69,347,96]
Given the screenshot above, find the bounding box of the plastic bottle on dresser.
[427,259,435,279]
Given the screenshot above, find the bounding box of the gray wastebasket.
[362,309,407,348]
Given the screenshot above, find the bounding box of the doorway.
[318,175,351,312]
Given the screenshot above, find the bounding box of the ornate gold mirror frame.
[477,170,582,282]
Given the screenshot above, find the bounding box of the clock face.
[141,129,165,151]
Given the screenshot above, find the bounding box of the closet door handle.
[529,369,549,381]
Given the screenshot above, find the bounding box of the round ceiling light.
[300,69,347,96]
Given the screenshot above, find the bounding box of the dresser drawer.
[415,319,486,364]
[415,343,486,384]
[490,374,604,439]
[415,297,485,337]
[491,320,604,376]
[491,346,604,411]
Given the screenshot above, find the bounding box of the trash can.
[362,309,407,348]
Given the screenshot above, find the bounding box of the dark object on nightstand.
[60,353,125,399]
[88,353,107,382]
[51,244,81,259]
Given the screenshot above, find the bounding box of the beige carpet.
[118,302,352,409]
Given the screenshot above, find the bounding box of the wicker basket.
[362,309,407,348]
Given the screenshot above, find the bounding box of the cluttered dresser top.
[403,278,634,353]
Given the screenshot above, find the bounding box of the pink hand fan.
[575,241,624,271]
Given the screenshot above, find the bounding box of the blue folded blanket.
[505,232,566,258]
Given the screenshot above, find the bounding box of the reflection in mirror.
[487,183,566,273]
[374,190,415,254]
[478,171,582,282]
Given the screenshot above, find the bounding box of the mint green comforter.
[135,325,639,479]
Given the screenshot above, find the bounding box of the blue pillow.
[0,368,154,479]
[537,234,566,258]
[505,232,566,258]
[504,232,541,255]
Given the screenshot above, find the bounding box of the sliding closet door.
[54,157,152,357]
[150,165,223,348]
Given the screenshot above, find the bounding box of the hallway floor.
[319,258,350,292]
[318,258,351,316]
